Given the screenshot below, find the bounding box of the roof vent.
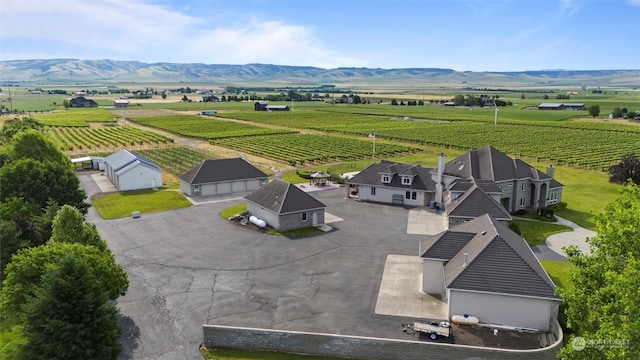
[481,231,486,236]
[275,195,279,205]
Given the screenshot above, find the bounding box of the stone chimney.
[435,153,445,204]
[546,165,555,178]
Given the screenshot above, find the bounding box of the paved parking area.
[82,175,428,360]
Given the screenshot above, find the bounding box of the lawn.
[540,260,575,291]
[511,219,573,246]
[92,189,192,219]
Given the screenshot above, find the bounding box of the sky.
[1,0,639,71]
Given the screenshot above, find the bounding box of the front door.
[312,212,318,226]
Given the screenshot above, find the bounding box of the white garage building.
[104,149,162,191]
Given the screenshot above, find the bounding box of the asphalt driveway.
[82,175,425,359]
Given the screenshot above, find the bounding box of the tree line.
[0,118,128,359]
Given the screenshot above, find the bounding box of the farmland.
[211,133,419,166]
[33,108,119,126]
[128,114,294,139]
[44,125,171,152]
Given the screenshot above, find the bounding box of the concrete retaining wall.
[202,323,563,360]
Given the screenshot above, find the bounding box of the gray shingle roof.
[105,149,160,172]
[244,179,326,214]
[446,185,512,221]
[421,214,558,299]
[445,145,562,187]
[347,160,436,191]
[179,158,268,184]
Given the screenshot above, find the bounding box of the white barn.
[104,149,162,191]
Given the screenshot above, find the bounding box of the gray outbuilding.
[244,179,326,232]
[179,158,268,197]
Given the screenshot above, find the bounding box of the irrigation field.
[212,105,640,170]
[127,115,294,139]
[44,125,170,152]
[136,146,216,176]
[211,134,419,166]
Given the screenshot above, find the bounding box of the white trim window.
[519,197,526,207]
[302,212,308,221]
[370,187,376,195]
[402,176,412,185]
[521,182,527,191]
[381,175,391,183]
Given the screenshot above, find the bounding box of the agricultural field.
[211,133,419,166]
[44,125,171,152]
[214,103,640,171]
[127,114,295,139]
[136,146,218,176]
[32,108,119,126]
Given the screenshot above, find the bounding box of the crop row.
[211,134,419,165]
[34,108,119,126]
[216,109,640,170]
[137,146,215,175]
[44,126,171,151]
[128,115,295,139]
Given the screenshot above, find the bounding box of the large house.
[104,149,162,191]
[419,214,561,332]
[179,158,268,197]
[347,145,563,215]
[244,179,326,232]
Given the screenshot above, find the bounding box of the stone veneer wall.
[202,322,563,360]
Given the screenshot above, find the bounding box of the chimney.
[435,153,445,204]
[546,165,555,178]
[463,253,468,268]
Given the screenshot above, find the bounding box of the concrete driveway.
[82,175,425,359]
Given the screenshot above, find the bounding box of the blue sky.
[1,0,638,71]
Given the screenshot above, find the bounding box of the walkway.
[545,216,594,257]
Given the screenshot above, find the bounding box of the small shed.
[244,179,326,232]
[114,99,129,108]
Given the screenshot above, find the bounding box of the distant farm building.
[538,103,586,110]
[114,99,129,108]
[69,96,98,108]
[202,95,220,102]
[254,101,290,111]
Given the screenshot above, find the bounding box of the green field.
[32,108,119,126]
[92,189,192,219]
[128,114,295,139]
[44,125,170,151]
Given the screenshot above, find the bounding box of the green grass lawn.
[540,260,575,291]
[92,189,192,219]
[512,219,573,246]
[220,203,247,218]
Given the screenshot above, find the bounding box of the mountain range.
[1,59,638,88]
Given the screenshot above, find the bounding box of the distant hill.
[1,59,638,88]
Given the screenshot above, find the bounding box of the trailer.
[402,320,451,340]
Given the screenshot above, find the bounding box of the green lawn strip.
[512,219,572,246]
[92,190,191,219]
[201,347,352,360]
[540,260,575,291]
[220,203,247,218]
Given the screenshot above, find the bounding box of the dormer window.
[402,176,412,185]
[381,175,391,183]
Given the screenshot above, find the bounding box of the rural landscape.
[1,59,639,360]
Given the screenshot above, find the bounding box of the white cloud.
[627,0,640,6]
[0,0,364,68]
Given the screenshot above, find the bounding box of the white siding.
[246,203,280,230]
[358,186,427,206]
[422,259,446,294]
[116,164,162,191]
[447,289,557,331]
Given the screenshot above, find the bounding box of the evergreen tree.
[18,255,121,360]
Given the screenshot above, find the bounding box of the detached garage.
[104,149,162,191]
[419,214,560,332]
[179,158,268,197]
